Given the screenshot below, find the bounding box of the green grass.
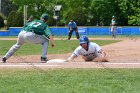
[0,68,140,93]
[0,36,16,38]
[0,40,121,55]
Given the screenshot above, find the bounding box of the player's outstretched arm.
[49,36,55,47]
[66,54,77,62]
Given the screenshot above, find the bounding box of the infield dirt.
[0,37,140,68]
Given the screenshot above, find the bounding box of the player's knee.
[13,44,21,49]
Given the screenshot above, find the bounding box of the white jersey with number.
[73,42,102,60]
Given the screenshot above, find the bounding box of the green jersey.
[23,20,52,37]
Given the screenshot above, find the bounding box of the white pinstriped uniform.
[72,42,102,60]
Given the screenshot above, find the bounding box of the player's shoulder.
[73,46,83,53]
[75,46,82,50]
[68,22,72,24]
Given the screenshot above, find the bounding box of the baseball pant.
[111,26,117,38]
[68,28,80,40]
[4,30,49,59]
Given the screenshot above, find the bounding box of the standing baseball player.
[1,13,55,63]
[66,36,108,62]
[67,20,80,40]
[111,16,117,38]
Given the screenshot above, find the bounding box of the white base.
[47,59,66,63]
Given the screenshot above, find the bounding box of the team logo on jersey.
[83,53,95,56]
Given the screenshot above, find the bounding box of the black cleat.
[1,57,7,63]
[41,57,48,63]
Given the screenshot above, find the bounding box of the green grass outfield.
[0,68,140,93]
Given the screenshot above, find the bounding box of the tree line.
[0,0,140,28]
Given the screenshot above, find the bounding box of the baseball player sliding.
[66,36,108,62]
[1,13,55,63]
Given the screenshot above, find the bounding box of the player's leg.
[112,30,116,38]
[3,44,22,59]
[111,26,114,38]
[114,27,117,38]
[68,30,73,40]
[24,32,49,62]
[41,40,49,62]
[112,26,116,38]
[75,31,80,39]
[75,27,80,39]
[2,31,26,62]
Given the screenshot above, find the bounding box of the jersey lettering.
[29,22,42,27]
[83,53,95,57]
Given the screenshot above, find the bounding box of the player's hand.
[65,57,72,62]
[69,30,73,32]
[70,27,73,31]
[64,59,69,62]
[51,43,55,47]
[49,36,55,48]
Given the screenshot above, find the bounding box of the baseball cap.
[41,13,49,21]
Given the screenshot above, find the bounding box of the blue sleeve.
[74,22,76,25]
[68,22,71,26]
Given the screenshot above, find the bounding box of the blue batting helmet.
[41,13,49,21]
[79,36,89,44]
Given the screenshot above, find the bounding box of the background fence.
[0,27,140,36]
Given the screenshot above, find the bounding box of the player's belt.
[22,30,43,35]
[29,30,43,35]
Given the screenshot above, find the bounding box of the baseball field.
[0,36,140,93]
